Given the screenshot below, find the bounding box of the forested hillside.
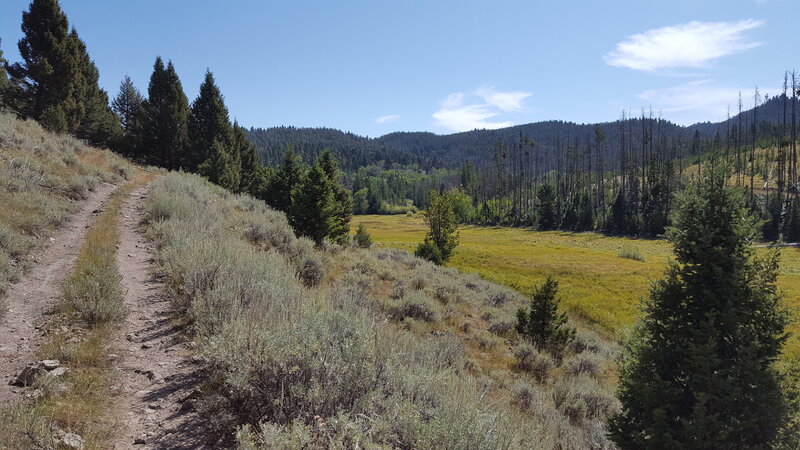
[248,94,791,170]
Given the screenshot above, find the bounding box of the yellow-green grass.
[353,214,800,360]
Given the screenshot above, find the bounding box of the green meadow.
[353,214,800,360]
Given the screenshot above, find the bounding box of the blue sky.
[0,0,796,137]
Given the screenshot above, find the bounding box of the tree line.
[453,87,800,242]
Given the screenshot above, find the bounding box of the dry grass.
[0,112,133,303]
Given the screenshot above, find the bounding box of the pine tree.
[317,149,352,243]
[198,138,240,191]
[233,122,262,195]
[609,169,789,449]
[69,29,120,147]
[140,58,189,169]
[266,147,303,212]
[112,75,144,156]
[7,0,120,146]
[112,75,143,133]
[536,184,557,230]
[188,70,233,171]
[7,0,73,125]
[354,223,372,248]
[289,164,337,244]
[515,276,575,356]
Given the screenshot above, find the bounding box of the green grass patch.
[353,215,800,360]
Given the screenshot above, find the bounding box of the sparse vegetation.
[62,191,125,325]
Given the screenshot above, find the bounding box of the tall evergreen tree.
[188,70,233,171]
[318,148,352,242]
[609,169,789,449]
[536,184,557,230]
[266,147,303,212]
[7,0,73,124]
[7,0,120,146]
[68,29,120,147]
[140,57,189,169]
[112,75,143,133]
[200,138,240,192]
[289,163,337,244]
[233,122,262,195]
[112,75,144,156]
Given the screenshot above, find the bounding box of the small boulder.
[55,429,84,449]
[41,360,60,370]
[46,367,68,378]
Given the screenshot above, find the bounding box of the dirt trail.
[0,182,117,405]
[112,186,202,449]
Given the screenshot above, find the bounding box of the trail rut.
[0,182,117,405]
[112,186,202,449]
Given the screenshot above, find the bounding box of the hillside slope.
[142,172,621,448]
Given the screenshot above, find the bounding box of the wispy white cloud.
[375,114,400,124]
[433,88,531,132]
[606,19,764,72]
[637,80,775,124]
[475,87,531,112]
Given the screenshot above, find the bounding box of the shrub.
[565,353,604,378]
[488,320,515,337]
[414,237,443,265]
[297,253,325,287]
[410,277,426,290]
[513,343,555,382]
[553,376,619,422]
[510,380,540,410]
[387,292,437,322]
[0,224,36,258]
[390,280,405,299]
[617,246,645,262]
[288,237,326,286]
[243,219,294,253]
[353,223,372,248]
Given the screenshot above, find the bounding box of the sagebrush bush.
[514,343,556,383]
[565,352,604,378]
[387,292,438,322]
[552,376,619,422]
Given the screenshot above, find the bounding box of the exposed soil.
[111,186,203,449]
[0,183,117,405]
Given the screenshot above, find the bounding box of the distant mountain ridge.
[247,94,795,171]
